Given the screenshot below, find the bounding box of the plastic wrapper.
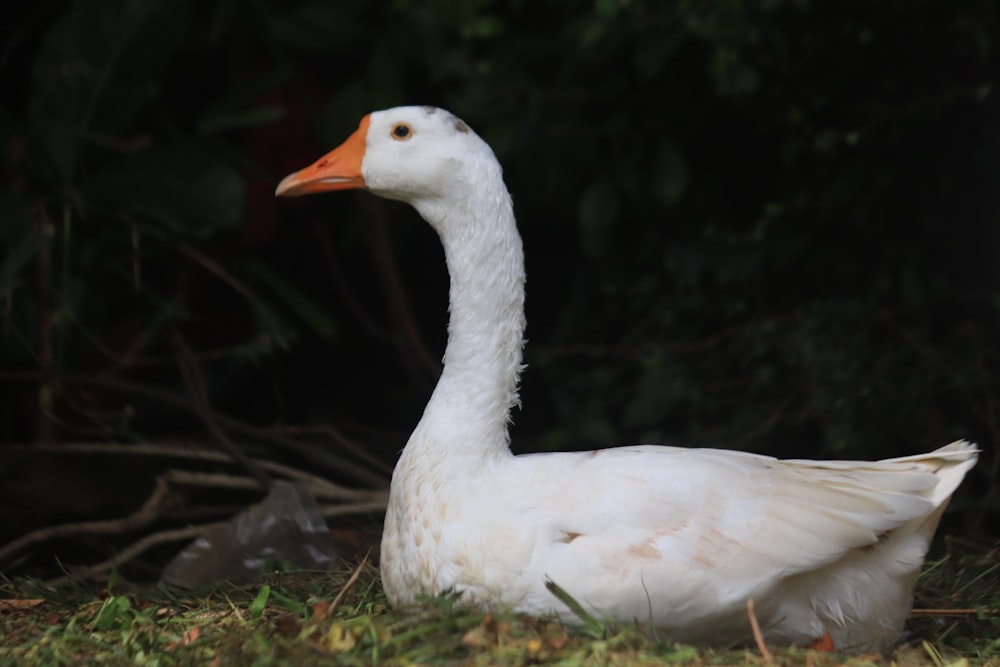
[161,480,338,588]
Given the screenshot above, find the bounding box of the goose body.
[276,106,977,651]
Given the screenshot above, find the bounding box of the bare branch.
[173,332,271,491]
[44,523,227,587]
[0,371,389,488]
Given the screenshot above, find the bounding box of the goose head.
[275,105,525,455]
[275,106,504,217]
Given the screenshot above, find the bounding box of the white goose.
[276,106,977,652]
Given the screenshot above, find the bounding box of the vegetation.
[3,0,998,452]
[1,0,998,662]
[1,539,999,666]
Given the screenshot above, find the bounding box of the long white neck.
[400,162,525,467]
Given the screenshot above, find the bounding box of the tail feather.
[793,440,977,652]
[885,440,978,507]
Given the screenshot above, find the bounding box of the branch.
[0,456,387,566]
[173,332,271,491]
[35,207,55,444]
[0,370,389,488]
[362,198,442,387]
[0,442,387,500]
[0,476,172,563]
[44,523,228,587]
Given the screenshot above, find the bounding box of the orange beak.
[275,115,371,197]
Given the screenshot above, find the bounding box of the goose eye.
[391,123,413,140]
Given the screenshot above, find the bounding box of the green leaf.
[577,184,619,258]
[28,0,192,180]
[199,68,293,135]
[266,1,365,53]
[82,145,245,230]
[0,190,32,240]
[632,31,684,80]
[0,226,43,299]
[252,300,297,351]
[250,584,271,620]
[650,137,688,208]
[92,595,132,631]
[429,0,479,30]
[461,15,505,39]
[246,260,337,339]
[200,106,285,136]
[544,578,606,639]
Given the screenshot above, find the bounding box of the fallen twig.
[0,476,173,563]
[45,523,228,587]
[910,607,999,616]
[327,550,372,615]
[1,459,387,567]
[746,598,775,666]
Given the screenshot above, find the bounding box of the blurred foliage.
[1,0,999,507]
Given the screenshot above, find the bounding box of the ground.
[0,539,997,666]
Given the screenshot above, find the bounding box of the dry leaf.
[462,624,493,648]
[0,599,44,611]
[167,625,200,650]
[274,613,301,638]
[328,528,362,546]
[325,623,357,652]
[312,601,330,623]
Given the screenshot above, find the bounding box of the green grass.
[1,539,997,667]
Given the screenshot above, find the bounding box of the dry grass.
[1,539,997,667]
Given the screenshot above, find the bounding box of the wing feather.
[507,443,965,616]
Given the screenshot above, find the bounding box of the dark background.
[1,0,997,576]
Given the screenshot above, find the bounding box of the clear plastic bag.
[162,480,338,588]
